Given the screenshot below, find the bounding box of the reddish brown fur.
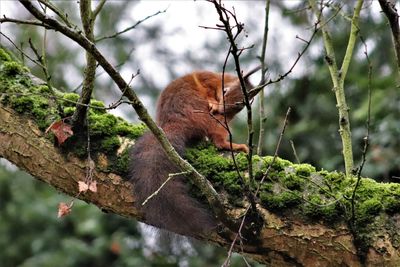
[129,71,252,236]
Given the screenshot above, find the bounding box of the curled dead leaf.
[78,181,97,193]
[46,119,73,145]
[57,202,73,218]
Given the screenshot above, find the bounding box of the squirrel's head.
[220,66,260,120]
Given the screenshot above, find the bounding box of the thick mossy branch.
[0,48,146,176]
[1,48,400,263]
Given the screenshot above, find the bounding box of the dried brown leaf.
[46,120,73,145]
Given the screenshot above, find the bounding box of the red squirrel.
[129,70,255,236]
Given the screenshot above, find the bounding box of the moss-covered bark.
[1,48,400,266]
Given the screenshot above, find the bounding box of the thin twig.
[222,205,249,267]
[28,37,64,116]
[248,16,319,97]
[378,0,400,79]
[257,0,271,156]
[0,32,45,69]
[72,47,135,93]
[85,109,94,185]
[211,0,258,213]
[92,0,107,20]
[72,0,98,130]
[223,107,291,264]
[96,8,167,42]
[257,107,291,195]
[219,44,247,200]
[37,0,74,28]
[0,16,49,28]
[351,36,372,224]
[142,171,190,206]
[290,140,301,164]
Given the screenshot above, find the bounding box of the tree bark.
[1,51,400,265]
[2,97,400,266]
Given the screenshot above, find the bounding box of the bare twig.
[351,36,372,224]
[28,35,64,116]
[248,17,319,97]
[72,47,135,93]
[212,43,249,212]
[378,0,400,79]
[222,207,249,267]
[0,16,49,28]
[0,32,45,69]
[211,0,258,213]
[141,171,189,206]
[257,107,291,194]
[72,0,98,130]
[257,0,271,156]
[96,8,167,42]
[107,71,140,110]
[223,107,291,264]
[92,0,107,20]
[85,110,94,185]
[37,0,74,28]
[290,140,301,164]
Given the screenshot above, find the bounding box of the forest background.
[0,1,399,266]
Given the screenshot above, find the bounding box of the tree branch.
[17,0,237,233]
[378,0,400,79]
[257,0,270,156]
[1,62,399,265]
[0,105,363,266]
[71,0,97,130]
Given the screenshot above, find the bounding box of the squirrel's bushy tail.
[129,131,217,236]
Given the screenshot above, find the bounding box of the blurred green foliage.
[0,0,399,265]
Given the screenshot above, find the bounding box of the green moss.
[321,170,346,184]
[234,153,249,170]
[37,85,51,94]
[0,47,143,176]
[89,99,106,114]
[2,62,29,76]
[260,191,301,211]
[62,93,80,107]
[101,136,121,153]
[262,156,292,172]
[280,172,305,191]
[218,171,243,194]
[186,144,234,178]
[115,121,146,139]
[293,163,315,177]
[10,95,35,113]
[64,107,76,116]
[114,148,130,175]
[0,48,12,62]
[74,144,88,158]
[89,113,118,136]
[302,194,342,222]
[356,198,382,223]
[383,196,400,215]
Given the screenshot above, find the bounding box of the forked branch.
[16,0,238,235]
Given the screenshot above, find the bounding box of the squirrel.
[129,70,256,237]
